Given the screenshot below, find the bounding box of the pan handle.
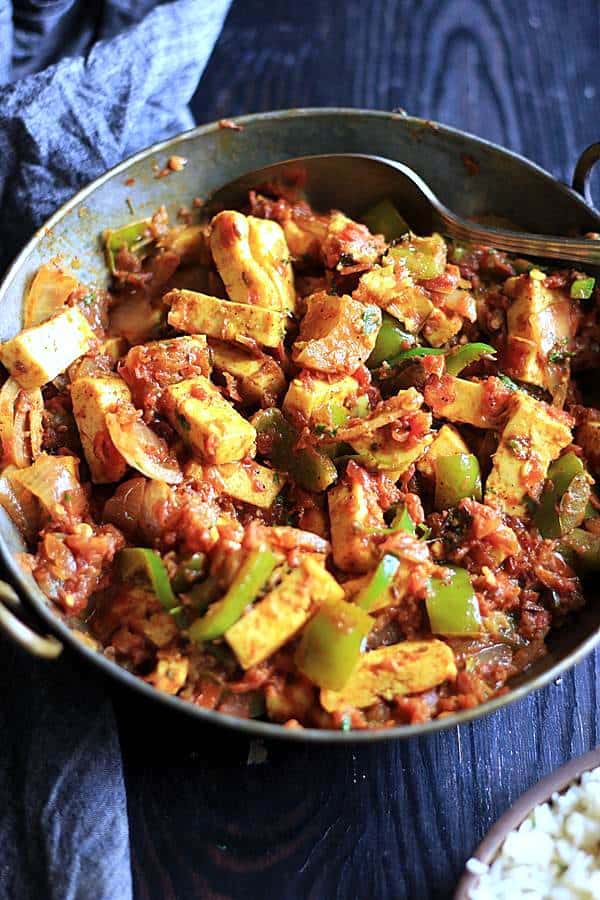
[0,578,62,658]
[572,143,600,209]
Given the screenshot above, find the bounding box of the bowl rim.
[1,106,600,743]
[454,746,600,898]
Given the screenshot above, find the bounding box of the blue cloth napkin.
[0,2,231,897]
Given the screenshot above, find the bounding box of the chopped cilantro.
[176,413,191,431]
[340,714,352,732]
[315,423,338,437]
[62,491,71,503]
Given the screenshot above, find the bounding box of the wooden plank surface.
[118,2,600,897]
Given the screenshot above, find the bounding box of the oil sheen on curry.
[1,184,599,731]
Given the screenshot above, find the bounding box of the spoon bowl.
[209,153,600,267]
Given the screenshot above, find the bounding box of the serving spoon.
[208,153,600,267]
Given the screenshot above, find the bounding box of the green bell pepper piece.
[534,452,595,538]
[361,198,409,241]
[426,566,481,636]
[367,313,415,368]
[188,548,279,642]
[445,342,497,376]
[253,408,337,492]
[559,528,600,572]
[571,277,595,300]
[387,232,447,279]
[355,553,401,611]
[104,219,154,274]
[171,552,207,593]
[117,548,178,611]
[434,454,482,510]
[389,504,416,535]
[295,600,373,690]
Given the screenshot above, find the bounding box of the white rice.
[467,765,600,899]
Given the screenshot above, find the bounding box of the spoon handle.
[439,211,600,267]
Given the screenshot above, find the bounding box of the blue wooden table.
[118,2,600,897]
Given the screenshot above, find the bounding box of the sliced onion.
[28,389,44,460]
[0,378,22,466]
[103,476,176,542]
[105,410,182,484]
[24,263,79,327]
[0,464,41,543]
[11,453,87,522]
[0,378,44,468]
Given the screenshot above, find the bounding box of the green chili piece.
[188,548,279,642]
[367,313,415,368]
[386,346,446,367]
[426,566,481,636]
[117,548,178,611]
[445,343,497,376]
[253,408,337,492]
[534,452,595,538]
[171,552,207,593]
[355,553,401,611]
[104,219,154,274]
[570,277,596,300]
[295,600,373,690]
[361,198,409,241]
[434,454,482,510]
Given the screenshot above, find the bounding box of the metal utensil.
[209,153,600,266]
[0,109,600,743]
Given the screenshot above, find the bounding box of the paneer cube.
[165,376,256,463]
[486,392,573,516]
[225,556,344,669]
[71,375,132,483]
[99,336,128,364]
[165,289,287,348]
[328,468,385,573]
[145,654,189,695]
[353,264,433,333]
[186,459,284,509]
[320,640,457,712]
[209,340,286,406]
[0,307,96,389]
[424,375,512,429]
[417,424,470,480]
[503,274,573,391]
[283,373,366,429]
[210,211,296,313]
[292,292,381,374]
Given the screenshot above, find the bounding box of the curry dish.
[1,186,599,731]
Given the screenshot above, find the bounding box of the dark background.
[117,1,600,898]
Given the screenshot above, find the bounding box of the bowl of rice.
[455,749,600,899]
